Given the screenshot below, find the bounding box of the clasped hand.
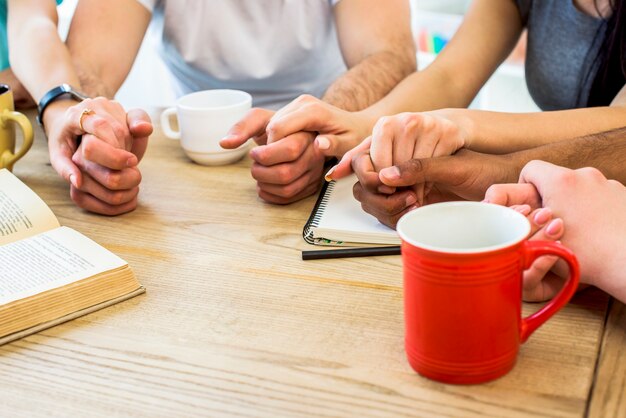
[47,98,152,215]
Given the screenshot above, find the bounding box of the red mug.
[396,201,580,384]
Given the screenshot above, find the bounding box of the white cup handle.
[160,107,181,140]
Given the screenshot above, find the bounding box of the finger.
[256,168,322,200]
[78,171,139,206]
[70,186,138,216]
[250,132,312,166]
[78,134,138,169]
[266,100,332,143]
[369,117,394,171]
[518,160,569,197]
[314,134,359,157]
[257,179,321,205]
[127,109,152,162]
[484,183,541,208]
[221,108,274,148]
[522,261,562,302]
[72,156,142,191]
[76,111,126,148]
[250,142,322,185]
[353,182,417,228]
[528,207,553,235]
[325,137,372,181]
[47,137,81,187]
[352,150,384,193]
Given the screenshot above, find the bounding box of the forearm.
[459,106,626,154]
[67,0,151,98]
[322,49,415,112]
[8,10,80,101]
[509,127,626,184]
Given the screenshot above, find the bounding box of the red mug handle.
[519,240,580,343]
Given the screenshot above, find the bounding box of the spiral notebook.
[303,174,399,246]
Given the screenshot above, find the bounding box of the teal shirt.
[0,0,63,70]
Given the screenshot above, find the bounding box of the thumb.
[50,142,82,188]
[127,108,153,138]
[127,109,152,162]
[221,108,274,149]
[378,158,448,187]
[315,133,359,157]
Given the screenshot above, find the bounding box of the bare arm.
[322,0,416,111]
[8,0,80,102]
[359,0,522,121]
[66,0,151,98]
[443,84,626,154]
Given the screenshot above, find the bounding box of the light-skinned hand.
[485,160,626,303]
[45,98,152,215]
[220,106,326,204]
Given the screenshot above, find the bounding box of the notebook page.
[0,227,126,305]
[0,169,59,245]
[313,174,399,245]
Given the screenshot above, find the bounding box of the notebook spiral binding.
[302,180,339,245]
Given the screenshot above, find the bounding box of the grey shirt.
[516,0,606,110]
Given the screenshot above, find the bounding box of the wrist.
[42,99,80,136]
[354,108,379,137]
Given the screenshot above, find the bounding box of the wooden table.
[2,113,624,417]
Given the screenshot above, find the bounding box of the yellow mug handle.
[1,109,34,169]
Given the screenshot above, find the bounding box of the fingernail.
[127,157,137,167]
[546,219,563,237]
[221,134,238,142]
[481,199,490,203]
[406,194,417,206]
[324,165,336,182]
[380,166,401,180]
[69,174,77,187]
[316,136,330,150]
[533,208,551,226]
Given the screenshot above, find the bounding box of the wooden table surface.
[2,113,624,418]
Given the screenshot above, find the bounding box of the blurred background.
[58,0,539,112]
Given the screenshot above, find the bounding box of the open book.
[0,169,144,345]
[303,174,400,246]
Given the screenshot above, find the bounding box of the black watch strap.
[37,84,89,127]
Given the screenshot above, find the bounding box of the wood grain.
[0,112,614,418]
[588,300,626,418]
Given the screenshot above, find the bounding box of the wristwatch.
[37,84,89,127]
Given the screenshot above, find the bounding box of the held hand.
[221,107,325,204]
[327,111,468,203]
[250,131,325,204]
[349,149,519,228]
[265,94,373,157]
[485,161,626,302]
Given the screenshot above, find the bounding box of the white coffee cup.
[160,89,252,165]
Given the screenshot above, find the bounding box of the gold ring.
[78,108,94,132]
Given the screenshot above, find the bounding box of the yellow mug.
[0,84,33,171]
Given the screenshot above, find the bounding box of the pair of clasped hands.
[48,99,152,215]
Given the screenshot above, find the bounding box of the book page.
[0,226,126,305]
[0,169,59,245]
[313,174,399,245]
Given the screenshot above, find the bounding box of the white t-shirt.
[136,0,348,109]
